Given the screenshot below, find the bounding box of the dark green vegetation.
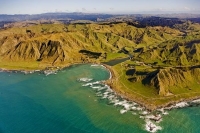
[0,20,200,109]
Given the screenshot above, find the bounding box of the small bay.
[0,64,200,133]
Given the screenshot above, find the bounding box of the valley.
[0,19,200,110]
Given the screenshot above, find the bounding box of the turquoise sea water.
[0,64,200,133]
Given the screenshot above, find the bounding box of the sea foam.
[79,78,166,133]
[145,120,162,133]
[78,77,93,82]
[192,99,200,103]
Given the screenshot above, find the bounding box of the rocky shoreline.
[102,64,200,111]
[0,61,91,75]
[2,63,200,133]
[78,64,200,133]
[1,63,200,112]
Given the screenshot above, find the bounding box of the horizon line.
[0,11,200,16]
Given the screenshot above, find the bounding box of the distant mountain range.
[0,12,200,29]
[0,12,200,22]
[0,12,114,22]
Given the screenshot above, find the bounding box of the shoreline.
[0,61,93,74]
[102,64,200,111]
[102,64,157,111]
[1,62,200,111]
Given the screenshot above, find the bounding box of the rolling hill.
[0,21,200,109]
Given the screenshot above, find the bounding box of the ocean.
[0,64,200,133]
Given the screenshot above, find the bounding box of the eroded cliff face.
[2,40,67,65]
[141,68,200,96]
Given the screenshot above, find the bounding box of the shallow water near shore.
[0,64,200,133]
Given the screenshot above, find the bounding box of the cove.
[0,64,145,133]
[1,64,200,133]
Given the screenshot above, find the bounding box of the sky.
[0,0,199,15]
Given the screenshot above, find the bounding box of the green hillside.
[1,21,200,109]
[0,22,183,68]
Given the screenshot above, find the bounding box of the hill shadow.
[103,57,129,66]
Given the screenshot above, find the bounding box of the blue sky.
[0,0,199,14]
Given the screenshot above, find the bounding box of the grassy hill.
[0,22,183,68]
[1,21,200,109]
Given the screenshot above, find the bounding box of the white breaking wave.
[120,109,127,114]
[192,99,200,103]
[90,64,101,67]
[44,70,57,76]
[141,111,149,115]
[108,72,112,79]
[165,101,189,109]
[175,102,189,108]
[91,86,101,89]
[79,79,167,133]
[82,81,100,87]
[78,77,93,82]
[90,64,106,69]
[145,120,162,133]
[157,108,168,115]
